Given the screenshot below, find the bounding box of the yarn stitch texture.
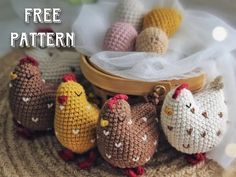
[97,95,159,168]
[25,48,81,85]
[135,27,169,54]
[9,57,56,131]
[116,0,145,31]
[54,76,99,154]
[161,77,227,154]
[103,22,138,52]
[143,8,182,37]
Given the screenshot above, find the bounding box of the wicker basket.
[80,55,206,102]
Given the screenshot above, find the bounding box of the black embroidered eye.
[186,103,191,108]
[26,75,34,80]
[75,91,82,97]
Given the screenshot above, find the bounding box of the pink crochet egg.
[103,22,138,52]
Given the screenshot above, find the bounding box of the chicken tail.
[210,76,224,90]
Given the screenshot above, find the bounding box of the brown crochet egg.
[135,27,169,54]
[9,56,56,131]
[143,8,182,37]
[97,94,159,169]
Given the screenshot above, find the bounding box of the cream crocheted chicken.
[161,77,227,164]
[54,73,99,169]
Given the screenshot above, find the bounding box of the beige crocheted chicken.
[161,77,227,164]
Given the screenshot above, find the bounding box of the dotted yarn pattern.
[9,63,56,131]
[135,27,169,54]
[25,48,81,85]
[161,85,227,154]
[97,99,159,168]
[54,81,99,154]
[103,22,138,52]
[143,8,182,37]
[116,0,145,31]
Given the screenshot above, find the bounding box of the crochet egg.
[97,94,159,175]
[135,27,168,54]
[54,73,100,168]
[116,0,145,31]
[9,56,56,133]
[143,8,182,37]
[161,77,227,155]
[103,22,138,52]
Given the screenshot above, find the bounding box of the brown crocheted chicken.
[97,94,159,177]
[9,56,56,138]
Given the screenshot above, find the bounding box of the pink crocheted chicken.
[161,77,227,164]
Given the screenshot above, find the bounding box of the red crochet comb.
[108,94,128,110]
[62,73,77,82]
[19,56,39,67]
[172,83,189,99]
[36,27,54,33]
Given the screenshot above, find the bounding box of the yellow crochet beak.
[100,118,109,127]
[164,106,173,116]
[10,72,17,80]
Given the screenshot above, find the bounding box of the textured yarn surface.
[161,79,228,154]
[25,48,81,85]
[116,0,145,31]
[0,50,229,177]
[9,56,56,131]
[97,95,159,168]
[103,22,138,52]
[54,78,99,154]
[143,8,182,37]
[135,27,169,54]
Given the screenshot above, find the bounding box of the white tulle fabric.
[73,0,236,168]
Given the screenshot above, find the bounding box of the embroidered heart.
[127,119,132,125]
[142,134,147,141]
[167,126,173,131]
[103,130,110,136]
[72,128,80,135]
[145,157,151,162]
[142,117,147,122]
[115,142,122,148]
[202,112,208,118]
[155,117,159,123]
[42,79,46,83]
[218,112,223,118]
[32,117,39,123]
[132,156,140,162]
[154,140,157,146]
[90,139,96,143]
[106,153,111,159]
[22,97,30,103]
[87,105,91,110]
[186,128,193,136]
[59,105,65,110]
[47,103,54,109]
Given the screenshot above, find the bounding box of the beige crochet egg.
[116,0,145,31]
[135,27,169,55]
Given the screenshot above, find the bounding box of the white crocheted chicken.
[161,77,227,161]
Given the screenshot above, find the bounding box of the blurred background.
[0,0,235,58]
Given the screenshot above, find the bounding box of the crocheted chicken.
[54,73,99,169]
[97,94,159,177]
[161,77,227,164]
[9,56,56,138]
